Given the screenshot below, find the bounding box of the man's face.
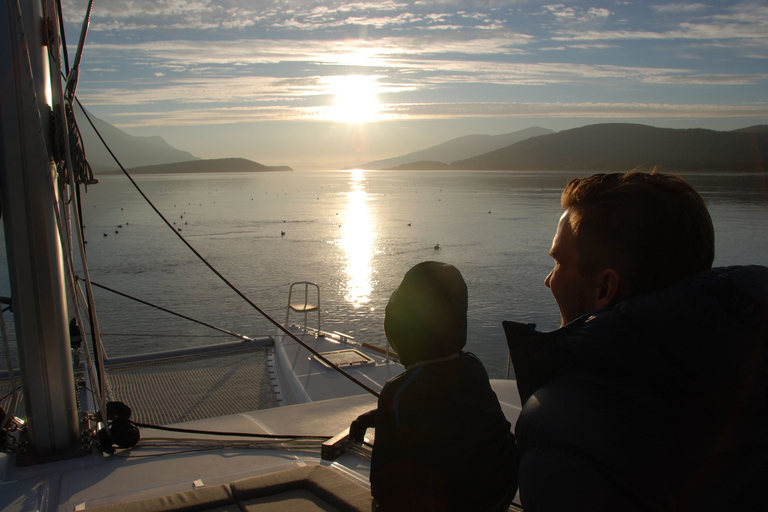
[545,210,599,327]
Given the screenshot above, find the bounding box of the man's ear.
[593,268,621,310]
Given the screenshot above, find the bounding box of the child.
[367,261,518,512]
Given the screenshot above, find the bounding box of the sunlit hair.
[562,171,715,296]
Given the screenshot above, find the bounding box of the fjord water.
[2,170,768,378]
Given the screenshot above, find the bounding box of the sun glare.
[328,75,381,124]
[339,169,376,307]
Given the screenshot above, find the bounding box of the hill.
[357,127,554,170]
[451,124,768,172]
[384,161,453,171]
[732,125,768,134]
[77,105,200,171]
[102,158,292,175]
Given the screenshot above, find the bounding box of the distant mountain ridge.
[357,127,554,170]
[78,107,293,173]
[451,124,768,172]
[385,161,453,171]
[732,125,768,134]
[77,105,200,172]
[101,158,292,174]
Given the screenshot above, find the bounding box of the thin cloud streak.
[109,101,768,127]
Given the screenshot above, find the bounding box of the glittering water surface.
[2,170,767,378]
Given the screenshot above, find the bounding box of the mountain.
[732,125,768,134]
[451,123,768,172]
[101,158,292,174]
[384,161,453,171]
[357,127,554,170]
[76,105,200,172]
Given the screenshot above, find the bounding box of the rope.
[4,0,108,425]
[112,438,330,458]
[99,333,236,339]
[0,311,19,429]
[44,0,108,424]
[73,279,110,413]
[74,100,380,398]
[131,421,332,440]
[88,280,254,341]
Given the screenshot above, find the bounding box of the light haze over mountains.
[355,127,554,170]
[80,110,767,174]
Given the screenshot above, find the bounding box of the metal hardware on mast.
[0,0,79,457]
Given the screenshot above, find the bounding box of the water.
[2,170,767,378]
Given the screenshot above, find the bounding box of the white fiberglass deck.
[0,380,521,512]
[272,329,404,404]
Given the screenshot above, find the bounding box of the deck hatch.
[314,349,375,368]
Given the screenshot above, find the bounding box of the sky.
[64,0,768,170]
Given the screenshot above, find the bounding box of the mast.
[0,0,80,458]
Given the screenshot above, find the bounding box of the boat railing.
[286,281,321,332]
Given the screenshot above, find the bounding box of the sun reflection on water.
[339,169,376,308]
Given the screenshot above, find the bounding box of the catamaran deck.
[1,381,523,512]
[103,339,280,425]
[1,328,403,428]
[1,326,524,511]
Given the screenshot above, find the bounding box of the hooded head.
[384,261,468,367]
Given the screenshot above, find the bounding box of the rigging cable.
[47,0,108,422]
[63,0,93,102]
[55,0,68,73]
[4,0,108,427]
[74,100,381,398]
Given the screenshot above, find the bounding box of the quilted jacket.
[504,265,768,512]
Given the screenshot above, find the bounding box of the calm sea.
[2,170,767,378]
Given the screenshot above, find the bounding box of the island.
[99,158,292,175]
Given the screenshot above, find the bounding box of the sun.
[328,75,381,124]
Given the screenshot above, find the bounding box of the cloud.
[79,75,325,106]
[643,73,768,85]
[650,3,708,14]
[80,38,702,109]
[542,4,612,26]
[106,101,768,127]
[110,105,304,126]
[65,0,768,139]
[380,59,688,86]
[82,34,768,112]
[379,101,768,120]
[65,0,528,38]
[540,43,617,51]
[82,34,535,73]
[552,2,768,42]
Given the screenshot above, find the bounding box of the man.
[503,172,768,511]
[545,172,715,327]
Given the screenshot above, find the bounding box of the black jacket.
[371,352,519,512]
[504,265,768,512]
